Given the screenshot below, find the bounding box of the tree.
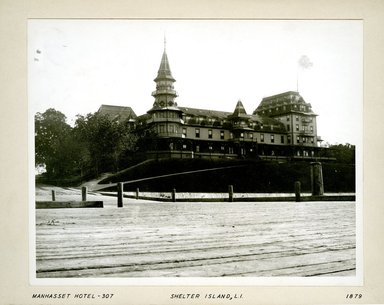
[35,108,140,182]
[35,108,72,177]
[329,143,355,164]
[74,112,138,176]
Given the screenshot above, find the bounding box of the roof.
[231,100,247,117]
[261,91,299,101]
[98,105,137,121]
[154,50,175,82]
[147,105,183,113]
[178,106,231,119]
[254,91,316,116]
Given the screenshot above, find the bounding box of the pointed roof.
[154,49,175,82]
[232,100,247,117]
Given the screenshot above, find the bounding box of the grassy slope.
[99,159,355,193]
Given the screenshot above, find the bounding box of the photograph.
[4,0,384,304]
[29,19,362,285]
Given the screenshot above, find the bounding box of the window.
[221,146,225,151]
[310,126,314,133]
[271,134,274,143]
[195,128,200,138]
[311,137,314,144]
[297,136,300,143]
[296,115,299,121]
[261,134,264,142]
[296,124,299,131]
[159,125,165,133]
[260,123,264,129]
[182,128,187,137]
[287,124,290,131]
[281,136,284,143]
[287,116,290,121]
[240,132,244,138]
[249,133,253,139]
[196,145,200,152]
[208,129,213,139]
[182,144,187,149]
[220,130,224,140]
[288,136,291,144]
[168,125,175,133]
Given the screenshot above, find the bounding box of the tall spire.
[151,38,178,109]
[154,42,175,82]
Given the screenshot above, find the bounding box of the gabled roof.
[98,104,137,121]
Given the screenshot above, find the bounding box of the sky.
[28,19,362,145]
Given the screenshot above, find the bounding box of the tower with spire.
[146,39,183,146]
[151,37,178,109]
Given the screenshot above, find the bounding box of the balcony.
[301,118,312,124]
[299,130,313,135]
[151,89,178,96]
[147,117,184,124]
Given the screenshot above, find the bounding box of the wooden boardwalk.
[35,199,356,278]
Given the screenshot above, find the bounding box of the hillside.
[98,158,355,193]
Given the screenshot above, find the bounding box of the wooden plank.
[36,201,103,209]
[35,201,356,277]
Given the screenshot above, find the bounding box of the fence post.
[136,188,140,200]
[228,185,234,202]
[311,162,324,196]
[117,182,124,207]
[51,190,56,201]
[82,186,87,201]
[172,188,176,202]
[294,181,301,202]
